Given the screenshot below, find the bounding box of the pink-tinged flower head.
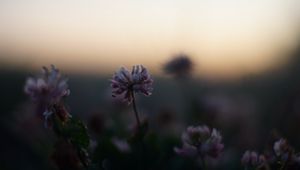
[163,54,193,78]
[25,65,70,104]
[174,125,224,159]
[111,65,153,104]
[24,65,70,127]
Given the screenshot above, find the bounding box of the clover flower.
[174,125,224,159]
[241,138,300,169]
[111,65,153,104]
[24,65,70,127]
[163,54,193,78]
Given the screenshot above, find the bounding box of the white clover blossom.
[174,125,224,159]
[25,65,70,103]
[24,65,70,127]
[111,65,153,104]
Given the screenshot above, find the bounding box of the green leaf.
[64,118,90,150]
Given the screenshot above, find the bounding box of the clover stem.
[131,91,141,128]
[200,155,207,170]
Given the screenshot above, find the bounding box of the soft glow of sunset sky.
[0,0,299,78]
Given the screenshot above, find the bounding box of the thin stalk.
[131,91,141,128]
[131,91,147,170]
[200,156,207,170]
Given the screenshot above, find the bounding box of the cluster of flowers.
[23,58,225,169]
[242,138,300,169]
[23,55,300,170]
[24,54,192,126]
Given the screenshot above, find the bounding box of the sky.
[0,0,299,78]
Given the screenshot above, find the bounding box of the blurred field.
[0,44,300,169]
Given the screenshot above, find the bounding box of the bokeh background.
[1,0,300,169]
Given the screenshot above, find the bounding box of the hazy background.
[0,0,300,79]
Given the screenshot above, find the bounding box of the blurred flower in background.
[24,65,71,127]
[24,65,70,106]
[163,54,193,78]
